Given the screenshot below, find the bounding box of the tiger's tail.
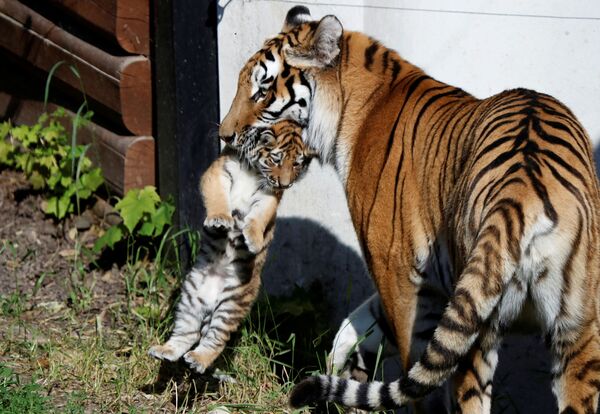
[291,210,518,409]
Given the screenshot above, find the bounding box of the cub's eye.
[293,156,304,167]
[251,89,266,102]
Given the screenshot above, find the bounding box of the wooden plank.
[154,0,220,262]
[0,93,154,195]
[0,0,152,136]
[47,0,150,55]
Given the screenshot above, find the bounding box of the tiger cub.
[148,120,314,373]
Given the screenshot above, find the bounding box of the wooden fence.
[0,0,153,195]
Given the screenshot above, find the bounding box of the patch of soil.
[0,169,125,312]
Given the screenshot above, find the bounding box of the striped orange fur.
[220,7,600,414]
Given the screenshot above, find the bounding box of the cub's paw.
[204,214,234,231]
[242,224,264,254]
[148,344,180,361]
[183,351,210,374]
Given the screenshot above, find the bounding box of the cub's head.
[219,6,343,150]
[244,120,316,190]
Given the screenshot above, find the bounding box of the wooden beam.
[0,0,152,135]
[0,93,154,195]
[47,0,150,55]
[154,0,220,258]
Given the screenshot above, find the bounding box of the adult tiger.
[219,6,600,414]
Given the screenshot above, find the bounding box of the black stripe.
[356,383,371,409]
[379,383,397,407]
[382,50,390,73]
[461,387,482,403]
[333,378,348,402]
[364,41,379,70]
[390,60,401,86]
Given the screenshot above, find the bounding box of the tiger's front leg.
[328,293,398,379]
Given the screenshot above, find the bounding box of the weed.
[0,108,103,219]
[0,364,49,414]
[94,187,174,251]
[0,292,24,317]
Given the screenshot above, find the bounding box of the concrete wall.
[217,0,600,322]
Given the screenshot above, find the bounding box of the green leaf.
[80,168,103,193]
[60,175,73,188]
[93,225,123,253]
[0,140,15,165]
[47,173,60,190]
[0,121,11,139]
[151,202,175,237]
[115,186,160,234]
[11,125,28,143]
[138,220,155,237]
[44,196,59,217]
[29,171,46,190]
[45,194,72,219]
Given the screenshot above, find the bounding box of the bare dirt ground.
[0,169,123,308]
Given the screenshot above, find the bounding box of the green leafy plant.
[0,109,103,219]
[93,186,175,254]
[0,364,49,414]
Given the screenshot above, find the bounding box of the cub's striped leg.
[184,233,261,374]
[550,317,600,413]
[183,282,259,373]
[149,225,228,362]
[148,266,208,361]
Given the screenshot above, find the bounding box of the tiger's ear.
[282,6,311,31]
[284,15,343,69]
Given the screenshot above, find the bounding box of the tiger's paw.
[148,344,181,361]
[242,224,264,254]
[183,351,210,374]
[204,214,234,231]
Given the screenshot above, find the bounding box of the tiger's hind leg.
[551,319,600,414]
[399,214,518,406]
[452,323,501,414]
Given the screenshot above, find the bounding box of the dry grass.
[0,256,319,414]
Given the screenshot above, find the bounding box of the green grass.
[0,364,49,414]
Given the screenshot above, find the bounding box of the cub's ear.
[282,5,311,31]
[284,15,343,69]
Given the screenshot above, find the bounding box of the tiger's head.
[243,120,316,190]
[219,6,344,161]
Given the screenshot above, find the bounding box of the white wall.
[217,0,600,321]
